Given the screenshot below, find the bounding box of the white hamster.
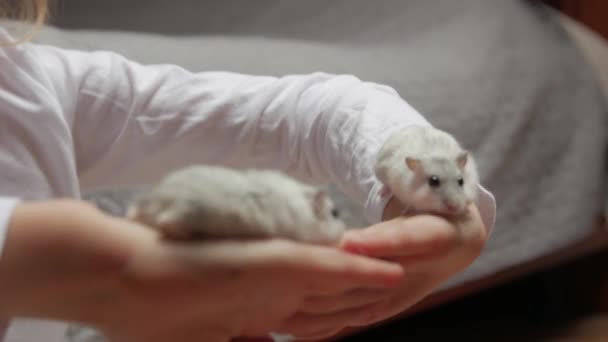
[375,125,479,217]
[127,165,346,244]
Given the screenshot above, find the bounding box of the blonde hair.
[0,0,48,44]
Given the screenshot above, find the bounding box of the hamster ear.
[405,157,421,172]
[308,189,327,217]
[456,152,469,170]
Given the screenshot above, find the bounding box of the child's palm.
[95,225,403,342]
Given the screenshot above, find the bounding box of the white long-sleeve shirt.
[0,29,495,341]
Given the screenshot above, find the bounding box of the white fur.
[375,126,479,215]
[128,165,345,244]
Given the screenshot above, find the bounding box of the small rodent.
[127,165,346,244]
[375,125,479,217]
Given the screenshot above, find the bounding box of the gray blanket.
[29,0,607,292]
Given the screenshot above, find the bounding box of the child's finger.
[284,244,405,294]
[298,288,391,314]
[339,215,456,258]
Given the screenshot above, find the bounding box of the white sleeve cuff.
[0,197,21,259]
[476,185,497,237]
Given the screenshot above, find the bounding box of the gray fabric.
[29,0,607,292]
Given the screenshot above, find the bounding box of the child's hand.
[274,202,487,340]
[342,203,485,326]
[101,221,404,341]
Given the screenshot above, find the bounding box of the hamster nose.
[444,202,459,213]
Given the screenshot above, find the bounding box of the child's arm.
[27,43,430,224]
[3,40,495,340]
[0,198,148,323]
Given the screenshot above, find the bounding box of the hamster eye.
[331,208,340,218]
[458,177,464,187]
[428,176,440,188]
